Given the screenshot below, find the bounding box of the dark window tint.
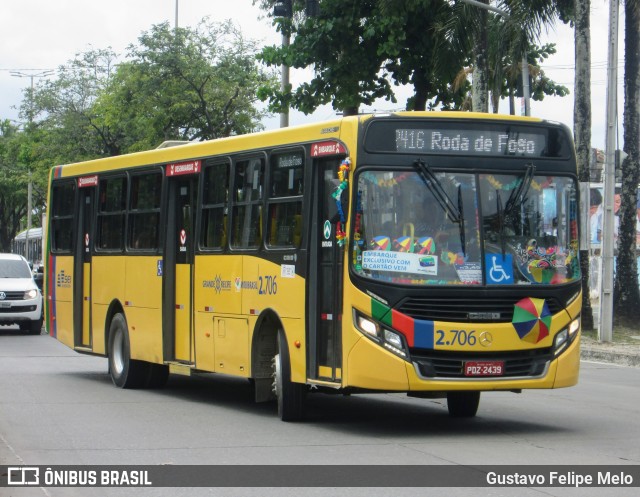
[201,162,229,250]
[97,176,126,251]
[50,181,76,253]
[267,151,304,248]
[128,172,162,251]
[231,158,263,249]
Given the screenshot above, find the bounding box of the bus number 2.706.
[258,275,278,295]
[435,329,477,346]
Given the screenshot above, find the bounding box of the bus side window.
[201,161,229,250]
[267,150,304,248]
[97,176,127,251]
[128,172,162,251]
[50,181,76,253]
[232,158,264,249]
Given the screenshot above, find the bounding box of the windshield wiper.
[413,159,466,255]
[497,163,536,257]
[457,185,466,257]
[503,163,536,218]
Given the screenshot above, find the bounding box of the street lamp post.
[10,70,54,124]
[10,70,52,263]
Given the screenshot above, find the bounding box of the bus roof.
[52,111,552,178]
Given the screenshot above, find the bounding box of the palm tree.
[573,0,594,330]
[451,0,567,113]
[613,0,640,325]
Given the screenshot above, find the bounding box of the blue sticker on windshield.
[485,253,513,284]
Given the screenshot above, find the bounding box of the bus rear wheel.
[272,331,306,421]
[108,313,148,389]
[447,391,480,418]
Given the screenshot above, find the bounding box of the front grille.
[411,348,552,379]
[0,291,25,301]
[397,296,562,322]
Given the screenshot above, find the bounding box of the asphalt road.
[1,328,639,497]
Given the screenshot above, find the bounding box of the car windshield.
[353,168,580,286]
[0,259,32,278]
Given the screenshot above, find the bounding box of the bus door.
[73,175,97,348]
[308,151,347,382]
[163,161,201,364]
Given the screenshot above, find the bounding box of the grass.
[581,324,640,345]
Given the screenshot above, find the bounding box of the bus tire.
[272,331,306,421]
[447,391,480,418]
[107,313,148,389]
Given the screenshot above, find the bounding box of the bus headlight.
[354,310,408,359]
[384,329,403,349]
[356,314,380,338]
[553,317,580,356]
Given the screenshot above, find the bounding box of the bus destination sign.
[395,128,546,157]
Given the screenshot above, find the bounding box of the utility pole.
[273,0,293,128]
[599,0,621,342]
[11,70,52,263]
[175,0,179,29]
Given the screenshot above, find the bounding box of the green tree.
[102,20,277,151]
[572,0,594,330]
[258,0,395,116]
[0,121,47,253]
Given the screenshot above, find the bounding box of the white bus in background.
[12,226,44,267]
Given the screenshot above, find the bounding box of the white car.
[0,253,43,334]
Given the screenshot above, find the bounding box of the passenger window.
[201,161,229,250]
[231,158,264,249]
[128,172,162,251]
[97,176,126,251]
[267,151,304,248]
[50,181,76,253]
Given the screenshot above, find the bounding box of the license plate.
[0,302,10,309]
[464,361,504,377]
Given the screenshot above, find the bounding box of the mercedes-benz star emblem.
[479,331,493,347]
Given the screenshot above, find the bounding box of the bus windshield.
[354,169,579,286]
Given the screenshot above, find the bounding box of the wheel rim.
[112,328,125,376]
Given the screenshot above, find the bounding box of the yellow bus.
[45,112,581,420]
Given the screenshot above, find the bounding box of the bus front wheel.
[108,313,148,389]
[272,331,306,421]
[447,391,480,418]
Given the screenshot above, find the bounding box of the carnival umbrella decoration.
[393,236,413,252]
[512,297,551,344]
[371,236,391,251]
[416,236,435,254]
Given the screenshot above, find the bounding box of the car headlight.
[24,289,39,300]
[354,309,407,359]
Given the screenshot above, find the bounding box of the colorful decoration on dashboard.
[371,236,391,251]
[416,236,436,254]
[512,297,551,344]
[331,158,351,246]
[485,175,553,192]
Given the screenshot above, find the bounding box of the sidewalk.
[581,335,640,367]
[580,300,640,367]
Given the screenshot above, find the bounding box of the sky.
[0,0,626,150]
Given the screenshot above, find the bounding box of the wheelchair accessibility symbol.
[485,253,514,284]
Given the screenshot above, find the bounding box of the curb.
[580,347,640,368]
